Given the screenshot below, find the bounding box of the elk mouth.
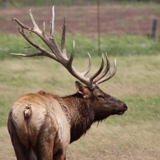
[118,111,125,115]
[115,104,128,115]
[114,110,124,115]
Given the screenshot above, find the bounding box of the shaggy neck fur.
[63,93,95,143]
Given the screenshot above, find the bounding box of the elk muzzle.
[117,103,128,115]
[112,98,128,115]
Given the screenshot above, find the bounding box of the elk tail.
[23,104,32,127]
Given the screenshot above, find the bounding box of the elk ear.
[75,81,90,99]
[75,81,85,94]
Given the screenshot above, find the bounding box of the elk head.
[11,6,127,121]
[75,81,127,122]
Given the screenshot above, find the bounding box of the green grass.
[1,0,160,7]
[0,34,160,59]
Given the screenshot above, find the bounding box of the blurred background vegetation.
[1,0,160,7]
[0,0,160,59]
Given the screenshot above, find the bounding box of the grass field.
[0,53,160,159]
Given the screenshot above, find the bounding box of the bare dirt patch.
[0,4,160,35]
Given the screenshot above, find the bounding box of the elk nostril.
[124,104,128,111]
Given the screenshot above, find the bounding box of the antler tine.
[68,41,75,66]
[68,48,91,77]
[89,55,104,83]
[96,59,117,85]
[50,6,55,37]
[61,18,68,60]
[14,18,30,30]
[82,53,92,76]
[29,9,41,33]
[11,53,43,57]
[42,21,46,35]
[93,53,110,83]
[47,6,68,62]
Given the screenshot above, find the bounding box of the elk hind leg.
[34,125,55,160]
[8,115,29,160]
[53,146,67,160]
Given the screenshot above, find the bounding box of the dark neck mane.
[63,93,95,143]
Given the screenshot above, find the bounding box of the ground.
[0,4,160,35]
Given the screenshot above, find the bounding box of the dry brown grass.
[0,127,16,160]
[1,121,159,160]
[67,122,160,160]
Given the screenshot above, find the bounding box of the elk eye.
[97,95,104,100]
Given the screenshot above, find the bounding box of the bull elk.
[8,6,127,160]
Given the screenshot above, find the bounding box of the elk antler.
[11,6,117,89]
